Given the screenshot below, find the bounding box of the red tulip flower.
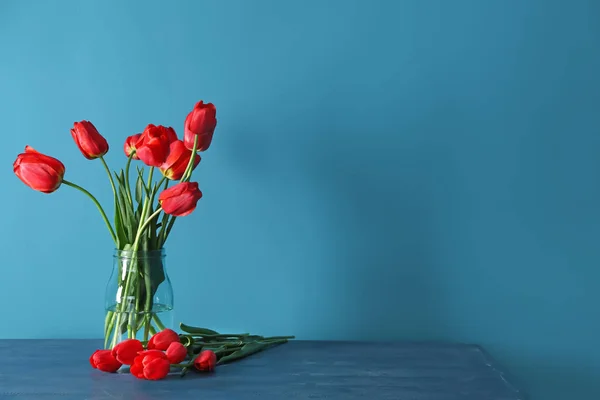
[184,101,217,152]
[111,339,144,365]
[194,350,217,372]
[130,350,170,380]
[70,121,109,160]
[166,341,187,364]
[148,328,180,351]
[160,140,200,180]
[158,182,202,217]
[136,124,178,167]
[13,146,65,193]
[124,133,142,160]
[89,349,122,373]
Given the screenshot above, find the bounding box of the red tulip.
[166,342,187,364]
[184,101,217,151]
[124,133,142,160]
[158,182,202,217]
[70,121,109,159]
[13,146,65,193]
[194,350,216,372]
[148,328,180,351]
[111,339,144,365]
[160,140,200,180]
[89,349,122,373]
[136,124,178,167]
[130,350,170,380]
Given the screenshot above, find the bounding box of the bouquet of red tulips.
[90,328,215,380]
[90,325,293,379]
[13,100,294,378]
[13,101,216,346]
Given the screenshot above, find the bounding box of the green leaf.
[114,171,136,243]
[136,172,144,204]
[113,171,132,244]
[104,311,115,349]
[179,323,220,335]
[136,167,151,197]
[136,202,143,222]
[113,202,126,249]
[216,342,276,365]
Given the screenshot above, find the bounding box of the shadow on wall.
[307,115,450,341]
[220,100,600,400]
[224,99,464,340]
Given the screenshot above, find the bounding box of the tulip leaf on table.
[216,341,287,365]
[179,323,223,335]
[178,323,294,366]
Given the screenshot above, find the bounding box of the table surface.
[0,340,526,400]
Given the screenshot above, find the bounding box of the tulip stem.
[99,156,117,200]
[134,208,163,248]
[133,207,163,341]
[124,152,135,207]
[153,314,166,331]
[99,157,123,241]
[63,180,117,244]
[114,206,163,345]
[158,135,199,247]
[157,184,170,248]
[162,216,177,246]
[182,135,199,182]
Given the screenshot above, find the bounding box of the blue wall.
[1,0,599,398]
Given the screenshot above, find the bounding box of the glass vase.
[104,249,173,348]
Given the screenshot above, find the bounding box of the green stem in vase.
[143,315,152,342]
[104,311,115,349]
[142,269,153,341]
[153,314,166,331]
[127,313,134,339]
[62,180,117,244]
[131,207,163,335]
[112,205,162,346]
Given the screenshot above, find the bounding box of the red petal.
[143,358,171,380]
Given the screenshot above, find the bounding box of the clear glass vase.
[104,249,174,348]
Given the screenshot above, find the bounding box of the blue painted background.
[1,0,599,398]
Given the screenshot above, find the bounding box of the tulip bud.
[124,133,142,160]
[130,350,170,380]
[89,349,122,373]
[158,182,203,217]
[194,350,216,372]
[166,342,188,364]
[148,328,180,351]
[160,140,200,180]
[70,121,109,159]
[136,124,178,167]
[111,339,144,365]
[13,146,65,193]
[184,101,217,152]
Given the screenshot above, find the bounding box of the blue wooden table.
[0,340,526,399]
